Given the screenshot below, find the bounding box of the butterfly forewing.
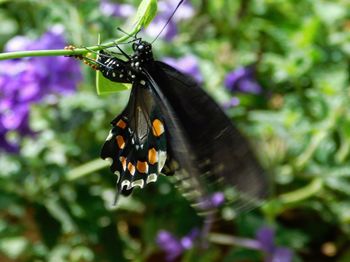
[146,61,268,211]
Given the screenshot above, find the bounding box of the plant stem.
[279,178,323,204]
[208,233,261,249]
[0,35,131,61]
[66,158,109,181]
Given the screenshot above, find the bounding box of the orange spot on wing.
[148,148,158,165]
[116,119,127,129]
[116,135,125,149]
[152,119,164,137]
[119,156,127,171]
[137,161,149,173]
[128,162,135,176]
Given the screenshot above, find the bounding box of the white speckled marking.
[158,151,167,172]
[146,173,158,184]
[131,179,144,188]
[105,130,113,141]
[121,180,130,190]
[105,157,113,164]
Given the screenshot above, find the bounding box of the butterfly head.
[132,40,153,62]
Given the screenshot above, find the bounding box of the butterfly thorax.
[98,40,155,85]
[130,41,154,71]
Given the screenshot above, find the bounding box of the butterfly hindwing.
[101,82,168,196]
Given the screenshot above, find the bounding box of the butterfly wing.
[100,82,168,199]
[145,61,268,211]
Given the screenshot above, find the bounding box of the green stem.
[295,106,344,169]
[262,178,323,218]
[208,233,260,249]
[0,35,132,61]
[66,158,109,181]
[279,177,323,204]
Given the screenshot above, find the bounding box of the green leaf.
[96,69,131,95]
[133,0,158,30]
[95,0,158,95]
[326,177,350,196]
[95,34,131,95]
[0,237,28,259]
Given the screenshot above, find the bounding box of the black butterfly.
[94,37,268,211]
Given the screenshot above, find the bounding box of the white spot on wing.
[106,130,113,141]
[121,180,130,190]
[140,80,146,85]
[104,157,113,164]
[131,179,144,188]
[146,173,158,184]
[158,151,167,172]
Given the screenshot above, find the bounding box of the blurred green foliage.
[0,0,350,261]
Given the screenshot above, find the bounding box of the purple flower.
[156,228,199,261]
[145,0,194,41]
[163,55,203,83]
[197,192,225,210]
[210,192,225,207]
[225,66,262,94]
[100,0,135,18]
[0,28,81,153]
[145,16,178,41]
[222,97,240,109]
[256,227,293,262]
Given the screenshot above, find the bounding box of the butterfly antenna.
[117,27,134,37]
[151,0,185,44]
[117,27,142,41]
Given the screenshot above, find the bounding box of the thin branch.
[0,34,132,61]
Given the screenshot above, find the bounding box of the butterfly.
[93,37,268,212]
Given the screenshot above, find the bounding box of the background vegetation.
[0,0,349,261]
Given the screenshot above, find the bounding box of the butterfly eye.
[138,45,144,50]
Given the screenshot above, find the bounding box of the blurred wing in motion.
[146,61,268,213]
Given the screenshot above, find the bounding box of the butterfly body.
[99,41,170,198]
[99,41,153,84]
[98,39,267,209]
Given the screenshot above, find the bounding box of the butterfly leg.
[64,45,100,70]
